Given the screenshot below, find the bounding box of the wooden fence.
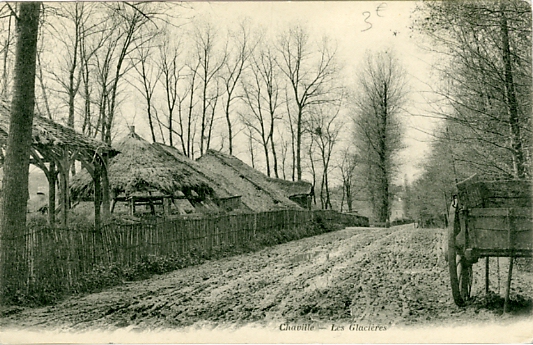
[17,209,367,299]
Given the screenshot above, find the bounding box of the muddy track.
[0,225,531,331]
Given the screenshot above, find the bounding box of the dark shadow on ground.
[469,291,532,316]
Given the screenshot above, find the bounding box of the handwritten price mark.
[361,2,387,32]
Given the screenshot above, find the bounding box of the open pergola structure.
[0,101,117,231]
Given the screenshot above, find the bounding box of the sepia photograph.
[0,1,531,343]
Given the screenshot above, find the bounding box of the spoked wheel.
[457,254,473,302]
[448,202,472,307]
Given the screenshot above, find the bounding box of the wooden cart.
[447,175,532,311]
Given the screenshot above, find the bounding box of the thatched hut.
[71,127,218,215]
[267,177,313,209]
[196,150,303,212]
[153,143,244,212]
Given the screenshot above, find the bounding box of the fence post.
[253,213,257,238]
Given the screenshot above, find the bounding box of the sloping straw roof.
[153,143,235,199]
[196,150,302,212]
[71,130,215,200]
[266,177,313,197]
[0,100,116,160]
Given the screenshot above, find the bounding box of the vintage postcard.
[0,1,531,344]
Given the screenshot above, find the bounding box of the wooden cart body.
[448,175,532,308]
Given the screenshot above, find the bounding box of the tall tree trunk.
[324,160,332,209]
[269,117,279,178]
[500,4,524,178]
[248,129,255,169]
[225,102,233,155]
[178,105,187,155]
[67,5,81,176]
[168,110,173,147]
[290,124,296,181]
[186,71,197,158]
[200,73,208,156]
[320,172,325,209]
[296,107,302,181]
[340,182,345,212]
[263,141,270,177]
[82,61,91,136]
[308,142,317,206]
[281,140,287,180]
[147,103,156,143]
[0,2,40,304]
[346,182,353,212]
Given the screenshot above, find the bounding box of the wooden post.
[163,197,170,216]
[485,257,490,295]
[101,153,111,219]
[129,197,135,215]
[149,199,155,215]
[58,164,69,228]
[504,257,514,313]
[253,213,257,238]
[93,164,102,232]
[47,161,56,227]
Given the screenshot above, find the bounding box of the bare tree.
[284,88,296,181]
[191,20,226,157]
[352,49,407,223]
[246,125,256,169]
[90,3,161,216]
[240,42,283,177]
[43,3,101,176]
[338,148,358,213]
[309,103,342,209]
[76,4,109,138]
[307,137,317,206]
[221,21,255,155]
[45,3,85,129]
[131,38,162,143]
[278,130,289,180]
[277,25,340,180]
[157,33,185,148]
[0,1,41,304]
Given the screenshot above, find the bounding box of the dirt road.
[0,225,531,332]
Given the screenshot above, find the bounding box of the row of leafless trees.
[0,3,344,183]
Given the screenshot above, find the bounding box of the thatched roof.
[266,177,313,197]
[0,100,116,162]
[153,143,235,199]
[196,150,302,212]
[71,130,215,200]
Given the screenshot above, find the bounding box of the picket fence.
[18,209,368,298]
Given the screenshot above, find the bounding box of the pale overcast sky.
[189,1,441,182]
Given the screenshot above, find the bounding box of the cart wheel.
[448,203,472,307]
[458,255,473,301]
